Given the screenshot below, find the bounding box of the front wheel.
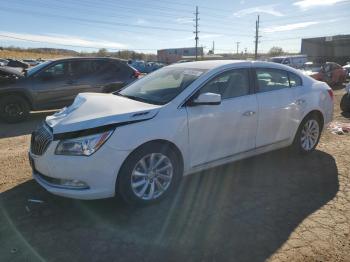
[117,142,183,206]
[0,95,30,123]
[340,94,350,112]
[292,115,322,154]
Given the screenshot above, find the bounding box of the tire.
[0,95,30,123]
[292,114,322,154]
[340,94,350,112]
[117,142,183,206]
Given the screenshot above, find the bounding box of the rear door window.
[103,61,121,74]
[288,72,303,87]
[70,60,97,78]
[256,68,290,93]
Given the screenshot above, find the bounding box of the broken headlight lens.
[55,130,113,156]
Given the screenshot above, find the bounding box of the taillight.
[133,70,141,78]
[327,89,334,100]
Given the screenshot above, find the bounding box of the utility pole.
[254,15,260,60]
[236,41,240,55]
[194,6,199,60]
[212,41,215,54]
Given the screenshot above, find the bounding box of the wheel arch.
[0,91,33,110]
[115,139,184,191]
[292,109,325,143]
[304,110,325,130]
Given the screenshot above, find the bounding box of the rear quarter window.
[256,68,290,93]
[288,72,303,87]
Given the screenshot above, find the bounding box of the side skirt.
[184,139,292,176]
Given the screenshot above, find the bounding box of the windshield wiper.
[115,93,161,105]
[115,92,140,101]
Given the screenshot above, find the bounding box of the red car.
[310,62,347,87]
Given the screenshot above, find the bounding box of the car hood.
[46,93,161,135]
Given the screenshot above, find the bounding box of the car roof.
[169,60,251,70]
[50,57,127,63]
[167,60,301,73]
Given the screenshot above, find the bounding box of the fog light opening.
[58,179,89,189]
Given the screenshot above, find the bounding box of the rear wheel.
[117,142,183,206]
[340,94,350,112]
[0,95,30,123]
[292,114,322,154]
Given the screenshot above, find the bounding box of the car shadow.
[0,111,55,139]
[332,82,348,90]
[0,149,339,262]
[341,111,350,119]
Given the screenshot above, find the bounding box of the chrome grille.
[30,124,53,155]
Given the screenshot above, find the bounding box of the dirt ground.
[0,88,350,262]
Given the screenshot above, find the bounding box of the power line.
[14,0,189,22]
[2,3,255,35]
[0,7,192,33]
[8,0,259,34]
[263,32,350,42]
[261,1,350,23]
[0,34,157,51]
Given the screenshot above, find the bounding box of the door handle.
[243,111,256,117]
[296,99,306,105]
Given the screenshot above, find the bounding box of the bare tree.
[268,46,284,57]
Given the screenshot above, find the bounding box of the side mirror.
[190,92,221,106]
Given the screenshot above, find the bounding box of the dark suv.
[0,57,140,123]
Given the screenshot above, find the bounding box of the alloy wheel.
[4,103,23,117]
[131,153,173,200]
[300,119,320,151]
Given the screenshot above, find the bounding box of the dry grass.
[0,49,69,60]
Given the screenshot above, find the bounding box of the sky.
[0,0,349,54]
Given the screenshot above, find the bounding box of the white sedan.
[29,60,334,205]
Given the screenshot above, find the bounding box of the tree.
[268,46,284,56]
[97,48,108,57]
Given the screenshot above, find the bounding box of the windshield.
[117,67,206,105]
[26,61,51,77]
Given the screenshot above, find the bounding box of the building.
[301,35,350,65]
[157,47,204,64]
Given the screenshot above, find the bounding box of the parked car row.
[28,60,334,205]
[340,83,350,113]
[270,57,347,87]
[3,58,30,69]
[343,63,350,79]
[269,55,308,69]
[0,58,51,69]
[127,60,164,73]
[304,62,347,87]
[0,57,140,122]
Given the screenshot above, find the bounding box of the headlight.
[55,130,113,156]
